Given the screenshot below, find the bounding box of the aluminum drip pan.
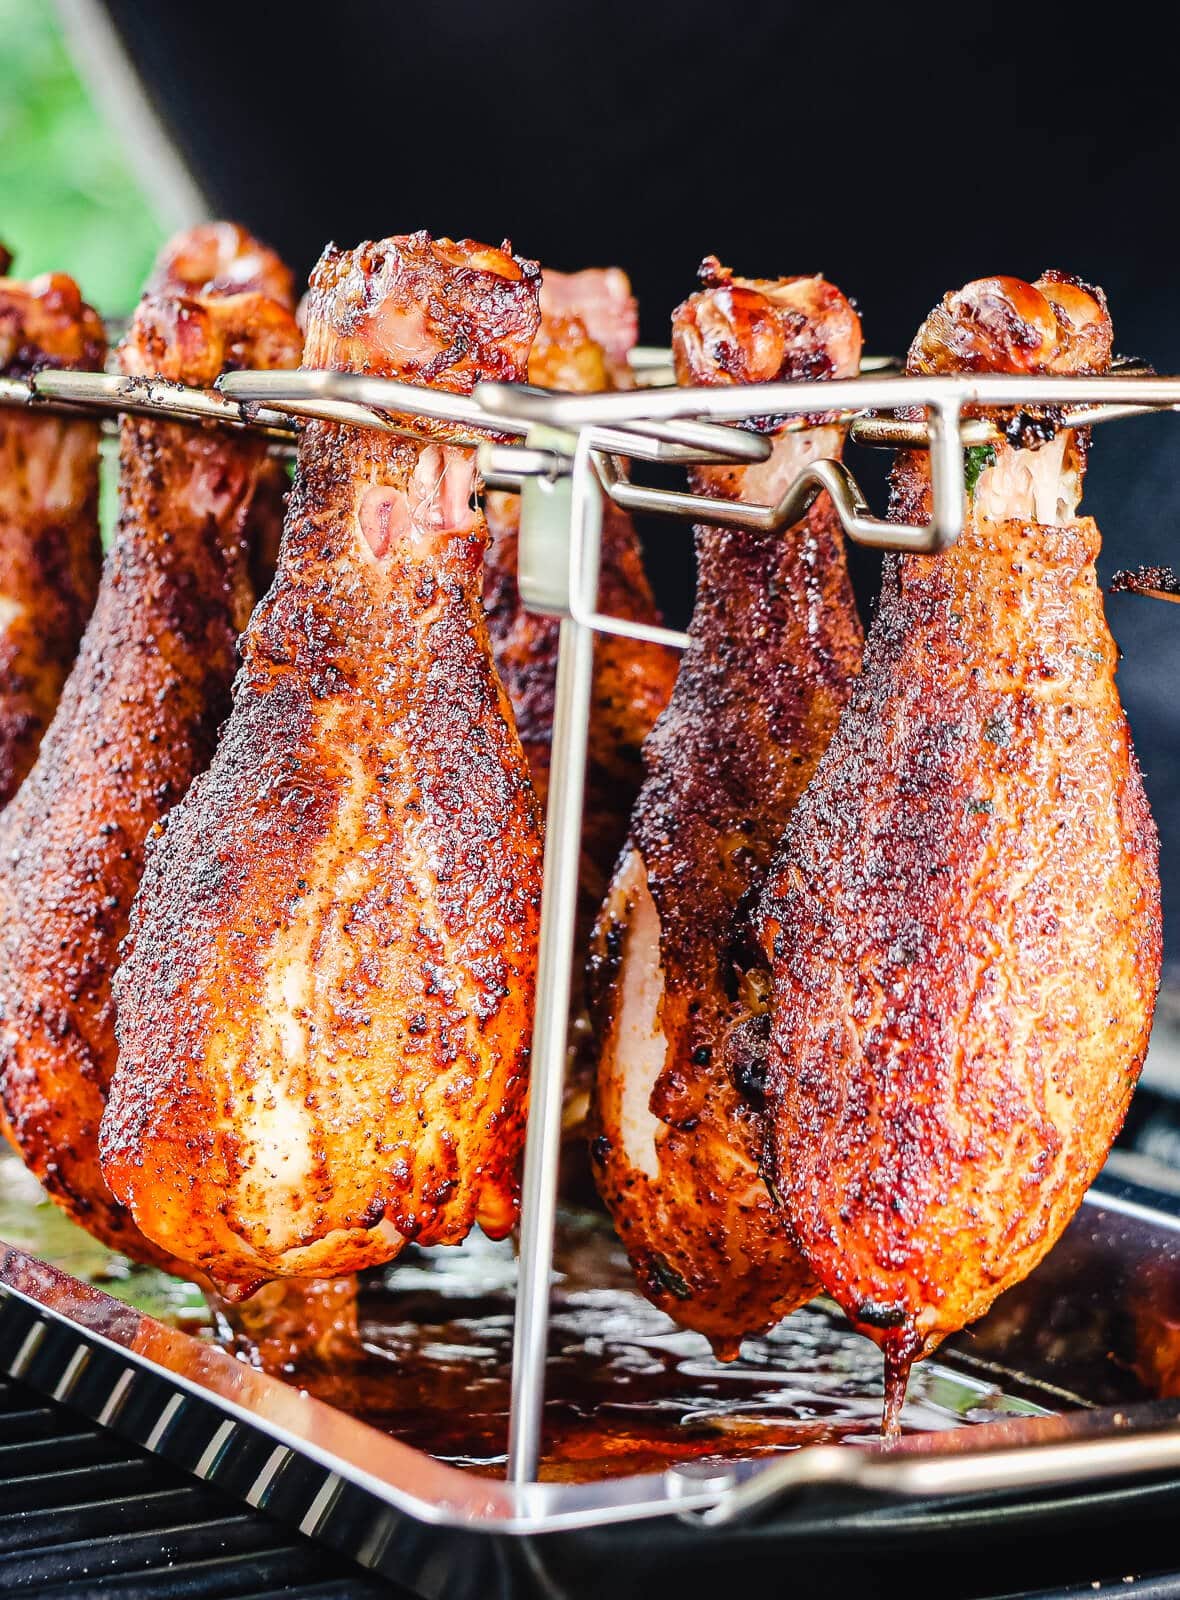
[5,1163,1180,1598]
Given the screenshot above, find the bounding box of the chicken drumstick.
[0,259,104,806]
[0,225,301,1267]
[758,273,1162,1424]
[104,233,544,1295]
[591,261,864,1355]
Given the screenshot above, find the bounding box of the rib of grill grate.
[0,1377,395,1598]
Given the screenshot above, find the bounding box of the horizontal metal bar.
[482,436,758,494]
[1066,401,1180,429]
[263,394,500,449]
[8,368,965,556]
[852,415,999,450]
[474,371,1180,429]
[481,444,567,490]
[627,345,671,368]
[594,451,759,530]
[587,426,764,467]
[852,392,1180,450]
[626,347,676,389]
[31,370,296,440]
[615,415,769,462]
[574,607,690,651]
[220,367,530,437]
[220,370,769,463]
[22,368,751,462]
[0,374,34,406]
[0,372,138,428]
[10,366,1180,465]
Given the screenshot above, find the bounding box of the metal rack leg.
[506,443,602,1487]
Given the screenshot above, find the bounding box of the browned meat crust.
[103,233,544,1294]
[146,221,297,306]
[0,227,301,1269]
[759,274,1162,1410]
[0,266,105,805]
[590,261,865,1354]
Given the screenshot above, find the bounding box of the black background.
[102,0,1180,962]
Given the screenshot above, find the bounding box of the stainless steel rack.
[4,353,1180,1529]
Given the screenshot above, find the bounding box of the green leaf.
[964,444,997,498]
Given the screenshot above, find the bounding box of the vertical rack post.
[926,393,966,550]
[507,432,602,1486]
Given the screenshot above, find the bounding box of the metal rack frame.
[4,355,1180,1498]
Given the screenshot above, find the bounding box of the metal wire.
[221,370,771,467]
[11,356,1180,599]
[506,432,602,1485]
[12,361,1180,561]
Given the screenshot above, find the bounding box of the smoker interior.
[5,1141,1180,1466]
[220,1185,1180,1478]
[4,1376,1180,1600]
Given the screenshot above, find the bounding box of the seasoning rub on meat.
[591,261,865,1355]
[0,224,300,1269]
[758,273,1162,1424]
[0,255,104,807]
[104,233,545,1295]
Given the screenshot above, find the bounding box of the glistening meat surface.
[758,273,1162,1422]
[104,233,545,1294]
[0,224,301,1270]
[590,261,865,1354]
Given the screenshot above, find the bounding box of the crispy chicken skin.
[103,234,544,1294]
[590,261,864,1355]
[758,273,1162,1412]
[0,226,301,1267]
[0,262,105,806]
[484,269,678,1157]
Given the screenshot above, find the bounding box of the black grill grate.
[0,1376,398,1598]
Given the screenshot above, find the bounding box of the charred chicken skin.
[0,261,105,806]
[758,273,1162,1415]
[0,225,301,1266]
[591,261,864,1355]
[103,233,544,1295]
[483,269,678,1151]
